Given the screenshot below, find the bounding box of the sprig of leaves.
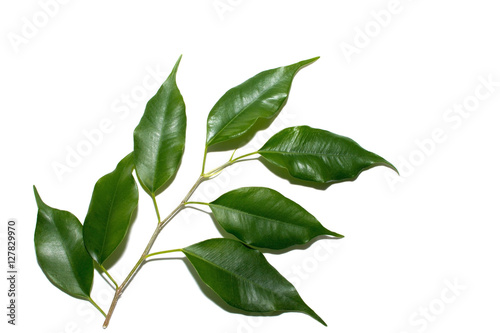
[34,55,397,329]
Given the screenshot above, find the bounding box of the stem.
[146,248,182,259]
[152,194,161,224]
[100,265,118,289]
[102,151,256,328]
[204,151,259,178]
[175,176,205,209]
[184,201,209,206]
[229,148,238,161]
[103,223,163,328]
[88,297,106,318]
[103,176,205,328]
[201,145,208,175]
[232,151,259,162]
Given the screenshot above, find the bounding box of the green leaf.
[83,153,139,265]
[183,238,326,325]
[33,186,94,300]
[206,57,319,148]
[259,126,398,183]
[134,55,186,196]
[209,187,342,250]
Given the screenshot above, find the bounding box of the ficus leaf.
[83,153,139,266]
[33,186,94,300]
[134,55,186,196]
[209,187,343,250]
[183,238,326,325]
[205,57,319,148]
[258,126,398,183]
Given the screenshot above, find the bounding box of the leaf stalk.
[100,265,118,289]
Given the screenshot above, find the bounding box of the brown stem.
[102,224,161,328]
[102,288,120,328]
[102,176,206,328]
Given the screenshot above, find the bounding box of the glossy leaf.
[259,126,398,183]
[134,55,186,195]
[83,153,138,265]
[206,57,319,147]
[209,187,342,249]
[33,186,94,300]
[183,238,326,325]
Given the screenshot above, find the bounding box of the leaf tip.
[295,56,320,70]
[172,54,183,75]
[324,227,344,239]
[388,162,399,175]
[118,152,136,173]
[332,232,344,239]
[33,185,44,208]
[305,307,327,326]
[378,158,399,176]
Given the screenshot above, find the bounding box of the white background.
[1,0,500,332]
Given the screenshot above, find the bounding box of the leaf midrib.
[46,210,88,296]
[211,204,312,232]
[184,249,299,310]
[148,99,169,191]
[97,174,122,262]
[140,83,183,192]
[259,149,365,159]
[208,72,287,145]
